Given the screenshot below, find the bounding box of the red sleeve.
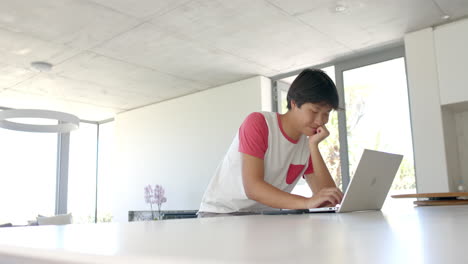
[304,155,314,175]
[238,112,268,159]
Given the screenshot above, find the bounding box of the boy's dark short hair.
[286,69,339,110]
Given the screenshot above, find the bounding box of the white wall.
[110,76,271,222]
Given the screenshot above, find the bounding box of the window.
[273,47,415,205]
[343,57,415,194]
[68,122,98,223]
[0,123,57,225]
[96,121,115,223]
[0,109,116,224]
[67,120,116,223]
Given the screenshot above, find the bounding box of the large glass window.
[343,57,415,195]
[68,122,98,223]
[274,51,415,207]
[0,122,57,225]
[96,121,115,223]
[0,111,116,225]
[67,121,116,223]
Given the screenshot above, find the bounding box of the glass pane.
[96,121,115,223]
[278,86,288,114]
[0,124,57,225]
[343,58,416,201]
[277,66,342,196]
[68,123,97,223]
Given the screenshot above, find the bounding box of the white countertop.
[1,205,467,264]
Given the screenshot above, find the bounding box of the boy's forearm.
[309,145,337,190]
[246,181,308,209]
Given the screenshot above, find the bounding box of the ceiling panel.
[266,0,333,16]
[0,64,36,90]
[274,0,443,50]
[93,22,278,86]
[0,0,468,121]
[87,0,191,19]
[436,0,468,18]
[54,52,205,101]
[0,0,140,50]
[11,73,145,110]
[0,28,80,71]
[146,0,350,71]
[0,89,118,121]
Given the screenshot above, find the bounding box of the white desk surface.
[0,205,467,264]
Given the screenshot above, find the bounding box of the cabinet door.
[435,19,468,106]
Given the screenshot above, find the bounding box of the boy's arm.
[304,145,338,194]
[241,153,341,209]
[304,125,343,203]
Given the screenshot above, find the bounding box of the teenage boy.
[199,69,343,217]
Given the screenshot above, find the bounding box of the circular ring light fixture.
[0,109,79,133]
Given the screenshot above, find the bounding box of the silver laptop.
[308,149,403,213]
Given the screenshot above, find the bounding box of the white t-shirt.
[199,112,314,213]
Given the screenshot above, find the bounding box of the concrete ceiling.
[1,0,467,121]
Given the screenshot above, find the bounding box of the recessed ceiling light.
[442,15,450,20]
[13,48,31,55]
[30,61,53,72]
[335,4,347,13]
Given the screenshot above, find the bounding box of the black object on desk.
[260,209,309,215]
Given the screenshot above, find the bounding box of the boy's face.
[292,101,332,136]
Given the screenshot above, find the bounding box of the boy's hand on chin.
[308,125,329,147]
